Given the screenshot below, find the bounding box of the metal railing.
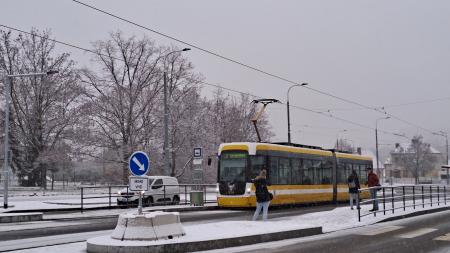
[357,185,449,221]
[80,184,217,212]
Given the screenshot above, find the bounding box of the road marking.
[359,226,403,236]
[397,228,437,238]
[434,233,450,241]
[132,156,145,171]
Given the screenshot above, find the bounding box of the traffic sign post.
[128,151,150,215]
[192,147,204,190]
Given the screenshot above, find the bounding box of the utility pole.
[375,116,390,183]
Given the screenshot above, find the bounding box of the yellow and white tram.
[217,142,373,208]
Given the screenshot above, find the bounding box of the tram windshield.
[219,151,247,183]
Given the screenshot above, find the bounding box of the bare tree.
[80,32,202,183]
[0,29,84,187]
[393,135,438,184]
[335,139,354,153]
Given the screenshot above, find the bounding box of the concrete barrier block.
[123,215,157,240]
[110,214,128,240]
[151,212,185,239]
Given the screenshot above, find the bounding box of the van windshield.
[148,179,154,186]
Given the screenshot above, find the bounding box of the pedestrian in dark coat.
[252,169,271,221]
[367,167,380,211]
[348,170,360,210]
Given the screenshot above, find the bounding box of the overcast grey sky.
[2,0,450,157]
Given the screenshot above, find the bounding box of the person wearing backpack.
[252,169,271,221]
[348,170,360,210]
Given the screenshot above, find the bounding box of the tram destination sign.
[129,177,149,191]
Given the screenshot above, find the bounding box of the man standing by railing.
[367,167,380,211]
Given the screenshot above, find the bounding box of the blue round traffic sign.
[129,151,150,176]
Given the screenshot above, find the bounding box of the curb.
[87,226,322,253]
[4,204,218,214]
[378,205,450,223]
[0,212,43,223]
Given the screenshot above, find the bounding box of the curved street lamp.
[286,83,308,143]
[163,48,190,177]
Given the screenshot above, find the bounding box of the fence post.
[126,187,129,209]
[204,185,207,204]
[185,185,187,205]
[430,185,433,207]
[164,185,166,206]
[437,186,440,206]
[403,186,405,211]
[445,186,447,205]
[357,191,360,222]
[383,187,386,215]
[413,186,415,209]
[109,186,112,208]
[422,185,425,208]
[391,187,394,214]
[81,187,84,213]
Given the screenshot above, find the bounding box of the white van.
[117,176,180,206]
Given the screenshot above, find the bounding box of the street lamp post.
[287,83,308,143]
[163,48,190,177]
[375,116,390,183]
[433,131,449,185]
[2,71,58,209]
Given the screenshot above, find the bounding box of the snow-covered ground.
[6,200,450,253]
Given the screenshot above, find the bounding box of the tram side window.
[250,156,266,180]
[269,157,279,184]
[312,160,322,184]
[302,159,313,184]
[321,160,332,184]
[360,164,368,183]
[338,162,345,183]
[291,159,303,184]
[278,157,291,184]
[344,164,353,183]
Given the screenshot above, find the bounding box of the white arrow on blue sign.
[128,151,150,176]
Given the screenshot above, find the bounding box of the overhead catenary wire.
[0,23,408,140]
[70,0,438,136]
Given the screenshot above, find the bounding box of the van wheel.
[172,195,180,205]
[144,196,154,207]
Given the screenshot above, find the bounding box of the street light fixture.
[433,131,449,185]
[375,116,390,183]
[2,70,59,209]
[163,48,190,177]
[287,83,308,143]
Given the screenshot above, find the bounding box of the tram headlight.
[118,190,122,195]
[246,187,251,193]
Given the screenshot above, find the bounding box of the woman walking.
[252,169,271,221]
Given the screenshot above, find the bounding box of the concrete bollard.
[111,211,185,241]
